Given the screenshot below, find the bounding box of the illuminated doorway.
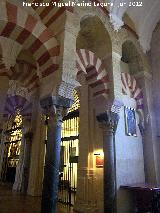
[1,110,22,183]
[58,91,80,206]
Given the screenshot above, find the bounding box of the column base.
[74,168,99,213]
[27,184,42,196]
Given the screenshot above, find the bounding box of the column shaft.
[103,128,116,213]
[21,135,32,193]
[41,111,62,213]
[40,96,72,213]
[97,112,119,213]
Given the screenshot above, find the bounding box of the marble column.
[21,119,33,193]
[97,111,119,213]
[40,96,72,213]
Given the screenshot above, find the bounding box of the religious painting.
[124,106,137,136]
[96,155,104,168]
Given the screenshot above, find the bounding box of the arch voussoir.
[0,1,59,79]
[76,49,110,98]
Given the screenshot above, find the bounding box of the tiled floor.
[0,183,73,213]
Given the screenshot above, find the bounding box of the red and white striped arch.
[0,60,39,95]
[0,1,59,78]
[121,72,144,116]
[76,49,110,98]
[10,61,39,95]
[29,0,73,29]
[3,95,32,119]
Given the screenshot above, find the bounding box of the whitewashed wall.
[115,62,145,213]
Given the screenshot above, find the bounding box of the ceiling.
[108,0,160,52]
[3,0,160,54]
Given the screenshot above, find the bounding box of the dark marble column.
[97,111,119,213]
[21,131,33,193]
[40,96,72,213]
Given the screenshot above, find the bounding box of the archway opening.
[76,15,112,103]
[58,90,80,206]
[0,110,22,184]
[121,40,143,75]
[13,49,39,95]
[75,15,112,212]
[77,15,112,58]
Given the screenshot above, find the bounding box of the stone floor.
[0,183,73,213]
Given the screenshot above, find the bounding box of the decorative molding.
[96,111,120,134]
[57,74,80,100]
[57,81,74,100]
[8,80,30,101]
[40,95,73,110]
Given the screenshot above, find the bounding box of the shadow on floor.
[0,183,73,213]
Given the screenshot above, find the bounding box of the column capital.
[40,96,73,127]
[96,111,119,134]
[40,95,73,110]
